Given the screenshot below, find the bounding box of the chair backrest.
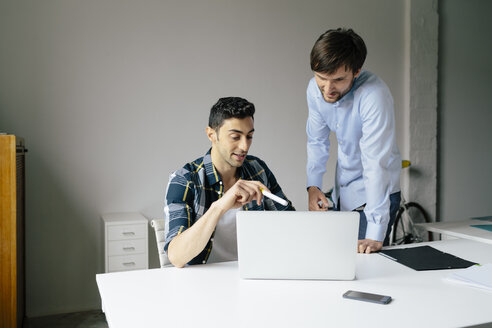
[150,219,171,267]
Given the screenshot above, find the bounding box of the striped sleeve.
[163,169,196,252]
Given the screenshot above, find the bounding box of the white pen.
[260,188,289,206]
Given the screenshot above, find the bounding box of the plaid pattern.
[164,149,295,265]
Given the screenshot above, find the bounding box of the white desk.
[417,219,492,245]
[96,239,492,328]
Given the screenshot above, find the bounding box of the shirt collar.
[203,148,221,186]
[203,148,249,186]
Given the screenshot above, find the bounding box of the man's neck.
[210,148,238,190]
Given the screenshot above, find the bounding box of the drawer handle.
[123,247,135,251]
[123,262,136,266]
[122,232,135,236]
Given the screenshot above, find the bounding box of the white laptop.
[236,211,359,280]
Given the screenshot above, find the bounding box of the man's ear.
[206,126,217,143]
[354,68,361,78]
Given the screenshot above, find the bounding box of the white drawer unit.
[102,212,148,273]
[107,224,147,241]
[108,253,148,272]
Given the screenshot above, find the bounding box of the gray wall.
[0,0,407,316]
[439,0,492,221]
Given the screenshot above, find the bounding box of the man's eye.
[247,135,253,140]
[231,136,240,140]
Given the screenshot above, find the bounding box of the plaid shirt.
[164,149,295,265]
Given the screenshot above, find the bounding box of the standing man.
[165,97,294,268]
[306,28,401,253]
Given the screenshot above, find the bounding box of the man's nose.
[239,137,249,151]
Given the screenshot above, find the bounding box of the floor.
[24,310,108,328]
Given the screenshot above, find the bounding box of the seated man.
[164,97,295,268]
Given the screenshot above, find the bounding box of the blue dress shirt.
[306,70,401,241]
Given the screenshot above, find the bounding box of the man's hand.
[308,186,331,211]
[216,180,268,211]
[168,179,269,268]
[357,239,383,254]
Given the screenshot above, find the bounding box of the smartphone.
[343,290,392,304]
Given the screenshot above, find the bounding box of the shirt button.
[202,260,206,264]
[210,238,214,242]
[339,141,343,145]
[336,123,340,128]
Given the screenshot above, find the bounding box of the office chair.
[150,219,171,267]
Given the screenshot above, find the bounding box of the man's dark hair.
[208,97,255,130]
[310,28,367,74]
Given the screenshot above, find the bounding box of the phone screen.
[343,290,392,304]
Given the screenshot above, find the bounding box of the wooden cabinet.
[0,135,26,328]
[102,213,148,273]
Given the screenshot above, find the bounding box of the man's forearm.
[167,202,226,268]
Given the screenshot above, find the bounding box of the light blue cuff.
[306,172,324,190]
[365,221,386,242]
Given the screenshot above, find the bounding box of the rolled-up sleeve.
[163,171,195,252]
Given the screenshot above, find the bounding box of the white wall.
[439,0,492,221]
[0,0,407,316]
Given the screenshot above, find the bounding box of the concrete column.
[408,0,439,220]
